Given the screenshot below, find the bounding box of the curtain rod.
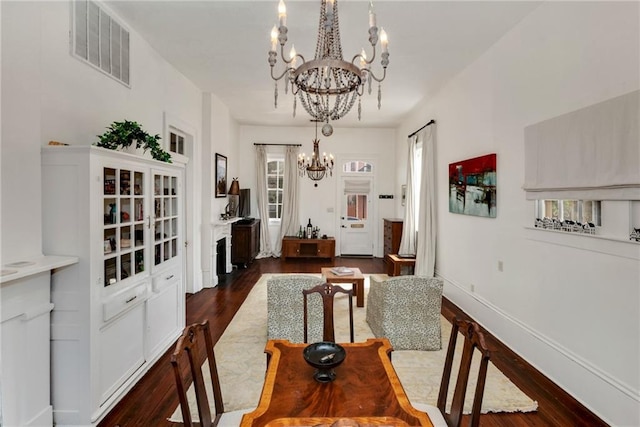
[407,119,435,138]
[253,143,302,147]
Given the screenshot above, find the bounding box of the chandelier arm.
[367,67,387,83]
[278,43,300,66]
[352,43,377,66]
[271,66,290,82]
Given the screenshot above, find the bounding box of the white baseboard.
[436,270,640,427]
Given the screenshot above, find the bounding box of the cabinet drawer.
[152,269,179,293]
[103,283,148,322]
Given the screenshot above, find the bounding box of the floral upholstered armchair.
[267,275,325,343]
[366,275,444,350]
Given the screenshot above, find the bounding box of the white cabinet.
[41,146,185,426]
[0,256,77,427]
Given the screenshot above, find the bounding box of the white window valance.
[524,90,639,200]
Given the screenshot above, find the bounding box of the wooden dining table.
[240,338,434,427]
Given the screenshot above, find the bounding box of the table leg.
[356,279,364,307]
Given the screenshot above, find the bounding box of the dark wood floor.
[98,257,607,426]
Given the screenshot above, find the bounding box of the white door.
[340,177,373,256]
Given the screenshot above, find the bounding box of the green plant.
[96,120,172,163]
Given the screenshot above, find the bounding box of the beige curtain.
[275,146,300,255]
[398,136,418,256]
[255,146,275,258]
[415,125,436,277]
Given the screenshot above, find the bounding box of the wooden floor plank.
[98,257,607,427]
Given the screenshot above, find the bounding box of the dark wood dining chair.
[170,320,245,427]
[414,317,491,427]
[303,282,354,343]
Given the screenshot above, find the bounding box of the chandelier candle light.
[298,120,334,186]
[269,0,389,125]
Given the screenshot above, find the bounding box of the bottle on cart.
[306,218,313,239]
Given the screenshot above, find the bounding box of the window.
[536,200,601,226]
[169,131,185,155]
[343,161,372,173]
[267,157,284,220]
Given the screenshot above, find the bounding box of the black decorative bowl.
[303,341,346,383]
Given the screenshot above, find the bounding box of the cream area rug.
[170,274,538,422]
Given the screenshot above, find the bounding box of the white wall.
[201,93,239,287]
[238,125,397,256]
[0,1,204,278]
[397,2,640,426]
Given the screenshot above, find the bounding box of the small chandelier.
[298,120,334,186]
[269,0,389,124]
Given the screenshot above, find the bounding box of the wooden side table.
[386,254,416,276]
[321,267,365,308]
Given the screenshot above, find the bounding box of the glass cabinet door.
[103,166,147,287]
[153,172,180,267]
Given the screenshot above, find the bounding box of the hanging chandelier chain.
[268,0,389,123]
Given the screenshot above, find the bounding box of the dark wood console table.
[281,236,335,262]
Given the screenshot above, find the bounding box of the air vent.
[72,1,130,86]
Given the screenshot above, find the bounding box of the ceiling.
[106,0,541,128]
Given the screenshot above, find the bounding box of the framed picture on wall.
[448,153,497,218]
[215,153,227,198]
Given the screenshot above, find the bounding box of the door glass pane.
[155,220,162,241]
[104,257,116,286]
[135,249,145,274]
[121,226,132,249]
[121,198,131,223]
[155,243,161,265]
[134,198,144,221]
[120,170,131,195]
[120,253,131,280]
[104,168,116,195]
[104,229,116,254]
[134,224,144,247]
[104,199,117,225]
[171,239,177,259]
[346,194,367,220]
[134,172,144,195]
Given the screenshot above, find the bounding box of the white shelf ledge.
[0,255,78,284]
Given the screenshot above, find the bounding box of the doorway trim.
[163,112,201,293]
[335,154,378,258]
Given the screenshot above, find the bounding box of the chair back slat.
[171,320,225,427]
[303,282,354,343]
[437,318,491,427]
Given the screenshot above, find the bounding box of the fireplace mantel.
[211,217,241,286]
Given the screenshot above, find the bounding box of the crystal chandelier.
[269,0,389,124]
[298,120,334,186]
